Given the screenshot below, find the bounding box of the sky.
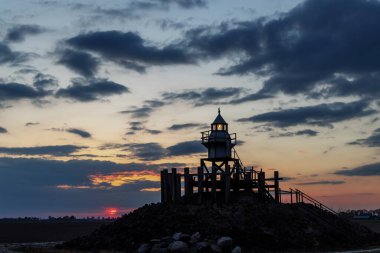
[0,0,379,218]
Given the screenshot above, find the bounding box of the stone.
[180,233,191,242]
[190,232,201,243]
[217,237,233,250]
[231,246,241,253]
[172,232,183,241]
[210,244,222,253]
[192,241,210,252]
[137,243,151,253]
[168,241,189,253]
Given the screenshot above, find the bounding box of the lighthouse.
[201,108,236,160]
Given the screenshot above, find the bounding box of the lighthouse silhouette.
[202,108,236,160]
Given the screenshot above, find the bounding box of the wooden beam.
[197,166,203,204]
[274,171,280,203]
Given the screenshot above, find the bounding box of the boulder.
[217,237,233,250]
[168,241,189,253]
[231,246,241,253]
[172,232,183,241]
[137,243,151,253]
[190,232,201,243]
[192,241,210,252]
[210,244,222,253]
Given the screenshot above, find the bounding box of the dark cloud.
[100,139,206,160]
[120,107,154,118]
[0,82,47,101]
[120,99,165,118]
[33,72,58,91]
[0,126,8,133]
[92,0,207,22]
[145,129,162,135]
[183,0,380,101]
[297,180,345,185]
[56,78,129,102]
[0,43,29,65]
[5,24,46,43]
[66,128,92,138]
[0,157,168,216]
[348,128,380,147]
[25,122,40,127]
[122,143,167,161]
[162,87,244,106]
[168,123,208,131]
[334,162,380,176]
[167,140,206,156]
[0,145,87,156]
[56,48,100,78]
[66,31,193,72]
[237,100,376,127]
[271,129,319,138]
[159,0,207,9]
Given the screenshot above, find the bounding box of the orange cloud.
[89,170,160,187]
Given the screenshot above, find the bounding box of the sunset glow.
[0,0,379,218]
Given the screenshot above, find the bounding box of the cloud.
[162,87,244,106]
[271,129,319,138]
[120,99,165,118]
[0,42,29,65]
[66,128,92,138]
[183,0,380,101]
[91,0,207,22]
[0,145,87,156]
[121,143,167,161]
[25,122,40,127]
[159,0,207,9]
[348,128,380,147]
[0,157,169,216]
[0,82,47,101]
[56,48,100,78]
[5,24,46,43]
[56,78,129,102]
[33,72,58,91]
[65,31,193,72]
[334,162,380,176]
[167,140,206,156]
[168,123,208,131]
[0,126,8,133]
[297,180,345,185]
[100,139,206,160]
[237,100,376,127]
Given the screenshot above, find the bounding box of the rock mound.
[60,194,379,252]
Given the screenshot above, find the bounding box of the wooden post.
[176,173,181,202]
[197,167,203,204]
[274,171,279,203]
[290,189,293,204]
[171,168,177,203]
[160,170,166,203]
[184,167,191,202]
[225,165,230,203]
[211,165,217,202]
[163,169,171,203]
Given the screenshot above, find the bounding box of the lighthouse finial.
[218,107,221,115]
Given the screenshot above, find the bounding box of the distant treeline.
[339,209,380,220]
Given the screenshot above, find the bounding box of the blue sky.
[0,0,379,217]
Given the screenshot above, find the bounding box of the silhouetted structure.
[160,110,336,214]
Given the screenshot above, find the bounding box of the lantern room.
[201,109,236,160]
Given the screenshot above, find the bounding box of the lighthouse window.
[217,124,224,130]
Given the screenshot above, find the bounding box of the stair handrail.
[295,188,337,215]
